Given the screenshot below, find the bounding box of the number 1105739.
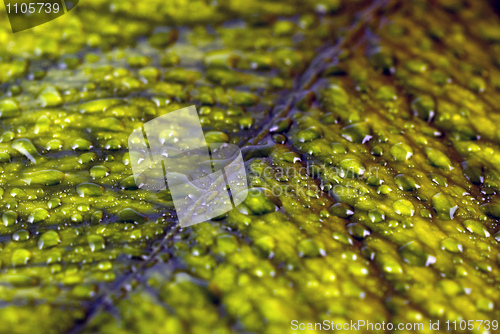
[6,2,60,14]
[445,320,498,331]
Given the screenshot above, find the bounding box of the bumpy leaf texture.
[0,0,498,333]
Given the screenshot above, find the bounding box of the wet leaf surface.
[0,0,498,333]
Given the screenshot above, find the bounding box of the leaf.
[0,0,499,333]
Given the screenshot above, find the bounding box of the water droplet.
[338,158,365,177]
[72,138,93,151]
[118,208,147,223]
[104,139,122,150]
[28,208,49,223]
[375,253,404,275]
[149,30,178,49]
[341,123,372,143]
[398,241,435,266]
[298,239,325,258]
[376,86,398,101]
[329,203,354,218]
[47,198,61,209]
[395,174,420,191]
[436,276,463,296]
[237,188,280,215]
[392,200,415,216]
[34,115,51,134]
[463,219,490,237]
[12,229,29,241]
[12,138,41,163]
[97,261,113,271]
[431,193,457,220]
[12,249,31,266]
[368,208,385,223]
[46,139,63,151]
[95,117,124,132]
[425,148,453,170]
[0,98,21,118]
[76,183,104,197]
[119,175,139,190]
[23,170,64,186]
[428,173,448,187]
[297,127,322,143]
[2,211,17,226]
[441,238,463,253]
[390,142,413,161]
[39,86,64,107]
[477,298,495,312]
[88,235,106,252]
[71,284,97,300]
[38,230,61,249]
[346,223,371,240]
[90,166,110,180]
[411,95,435,121]
[205,131,230,144]
[78,99,123,114]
